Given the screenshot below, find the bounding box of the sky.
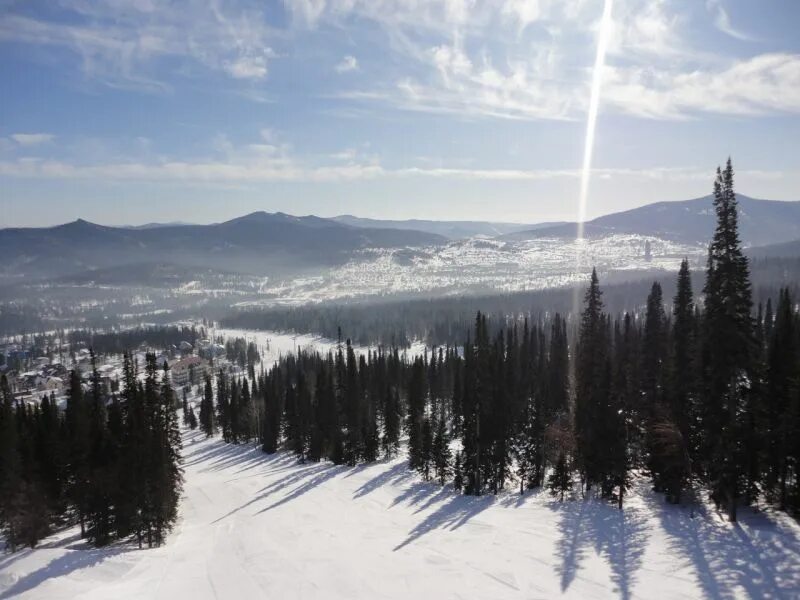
[1,0,799,227]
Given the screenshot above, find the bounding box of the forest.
[0,352,183,551]
[208,161,799,522]
[221,258,800,349]
[1,161,798,555]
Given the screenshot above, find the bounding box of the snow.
[230,235,704,307]
[2,429,800,599]
[212,328,428,363]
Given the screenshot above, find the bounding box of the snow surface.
[2,429,800,600]
[212,327,428,363]
[230,235,704,307]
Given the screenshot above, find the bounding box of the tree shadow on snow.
[352,461,415,499]
[644,492,800,599]
[211,459,347,522]
[256,464,347,514]
[548,496,648,600]
[0,537,135,599]
[183,438,297,477]
[393,492,496,551]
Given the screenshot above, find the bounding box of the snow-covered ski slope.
[2,429,800,600]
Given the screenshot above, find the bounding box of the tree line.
[205,161,799,521]
[0,352,183,550]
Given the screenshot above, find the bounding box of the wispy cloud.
[0,0,796,124]
[603,53,800,119]
[0,2,276,89]
[335,55,359,73]
[301,0,798,121]
[707,0,758,42]
[0,132,789,184]
[10,133,55,146]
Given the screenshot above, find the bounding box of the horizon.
[2,190,798,230]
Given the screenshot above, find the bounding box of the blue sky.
[1,0,799,227]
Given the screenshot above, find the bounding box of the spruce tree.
[671,259,695,453]
[199,374,216,437]
[432,416,452,485]
[65,367,90,537]
[701,159,755,522]
[0,375,23,550]
[548,453,572,502]
[453,451,464,493]
[575,268,607,492]
[765,288,797,508]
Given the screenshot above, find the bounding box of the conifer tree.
[432,416,452,485]
[382,388,401,459]
[701,159,754,522]
[764,288,797,508]
[0,375,24,549]
[548,453,572,501]
[453,451,464,493]
[86,350,114,546]
[216,370,231,442]
[199,374,216,437]
[671,259,695,452]
[421,416,433,481]
[65,367,90,537]
[575,268,607,492]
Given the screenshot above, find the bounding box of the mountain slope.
[747,238,800,259]
[504,195,800,247]
[333,215,565,239]
[0,212,446,279]
[3,421,799,599]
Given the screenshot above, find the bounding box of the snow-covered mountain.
[332,215,566,239]
[2,195,797,287]
[504,195,800,247]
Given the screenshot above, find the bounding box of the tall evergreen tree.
[701,159,755,522]
[575,268,608,492]
[199,374,216,437]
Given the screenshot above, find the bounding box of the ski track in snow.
[2,428,800,600]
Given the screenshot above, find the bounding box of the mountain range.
[0,212,444,280]
[502,195,800,247]
[332,215,565,239]
[1,195,798,282]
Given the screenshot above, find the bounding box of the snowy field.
[2,429,800,599]
[212,327,428,363]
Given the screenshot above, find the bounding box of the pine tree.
[575,268,607,492]
[701,159,755,522]
[407,357,426,472]
[216,370,231,442]
[642,282,668,492]
[199,374,216,437]
[65,367,90,537]
[432,416,452,485]
[86,349,114,546]
[0,375,23,550]
[229,378,240,444]
[382,388,401,459]
[453,451,464,492]
[670,259,695,454]
[418,417,432,481]
[765,288,798,508]
[548,453,572,501]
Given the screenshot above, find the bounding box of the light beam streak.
[574,0,613,316]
